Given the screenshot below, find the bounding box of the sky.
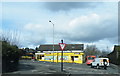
[1,1,118,52]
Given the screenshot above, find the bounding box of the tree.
[101,50,110,55]
[84,45,101,56]
[1,30,21,47]
[1,30,21,73]
[35,47,39,51]
[25,47,29,52]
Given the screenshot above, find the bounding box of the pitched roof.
[38,44,84,51]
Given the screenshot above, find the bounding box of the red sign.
[59,43,66,51]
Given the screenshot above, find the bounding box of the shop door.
[71,56,79,63]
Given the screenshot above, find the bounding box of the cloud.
[24,23,47,32]
[21,23,53,47]
[94,38,118,51]
[55,13,118,43]
[2,2,117,50]
[20,31,47,47]
[45,2,99,12]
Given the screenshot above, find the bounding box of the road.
[4,60,119,75]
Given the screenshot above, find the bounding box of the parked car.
[86,55,96,65]
[91,58,109,69]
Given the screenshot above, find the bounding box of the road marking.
[46,65,51,66]
[48,70,57,72]
[44,72,52,74]
[31,70,38,72]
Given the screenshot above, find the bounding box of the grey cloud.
[107,37,118,44]
[61,18,117,43]
[29,39,46,46]
[45,2,99,12]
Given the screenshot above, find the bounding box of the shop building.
[35,44,85,64]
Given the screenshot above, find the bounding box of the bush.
[2,41,20,73]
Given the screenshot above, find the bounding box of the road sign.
[59,40,66,72]
[59,43,66,51]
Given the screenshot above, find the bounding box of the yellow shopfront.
[35,52,84,64]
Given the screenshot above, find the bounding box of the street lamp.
[49,20,54,62]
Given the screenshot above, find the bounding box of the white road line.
[48,70,57,72]
[31,70,38,72]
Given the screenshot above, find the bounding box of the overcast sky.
[1,1,118,52]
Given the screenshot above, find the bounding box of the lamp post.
[49,20,54,62]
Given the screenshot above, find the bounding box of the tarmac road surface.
[3,60,119,75]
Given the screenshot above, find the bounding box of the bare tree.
[0,30,21,47]
[84,45,101,56]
